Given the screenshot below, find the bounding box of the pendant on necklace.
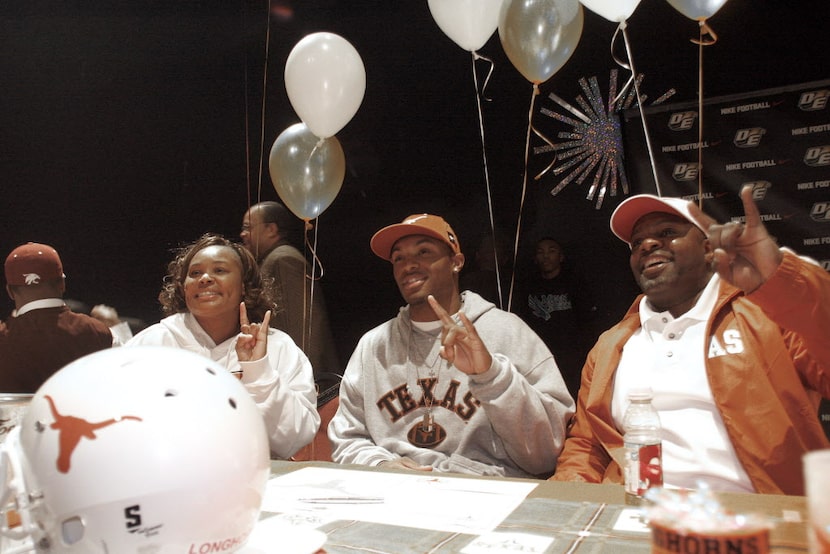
[421,412,434,432]
[407,414,446,448]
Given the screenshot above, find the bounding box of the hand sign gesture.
[236,302,271,362]
[427,295,492,375]
[688,185,783,294]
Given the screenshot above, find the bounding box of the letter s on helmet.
[0,346,270,553]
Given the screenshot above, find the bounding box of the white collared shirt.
[611,274,755,493]
[13,298,65,317]
[12,297,123,347]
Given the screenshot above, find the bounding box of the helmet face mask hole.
[61,516,85,545]
[205,367,217,376]
[228,398,237,410]
[164,390,178,397]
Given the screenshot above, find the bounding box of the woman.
[128,233,319,459]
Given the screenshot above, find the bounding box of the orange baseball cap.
[370,214,461,260]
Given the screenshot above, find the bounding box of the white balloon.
[284,33,366,139]
[580,0,641,22]
[427,0,504,52]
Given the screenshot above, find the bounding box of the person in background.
[241,201,340,390]
[127,233,319,459]
[459,228,511,308]
[89,304,134,344]
[552,186,830,495]
[64,298,147,343]
[0,243,112,392]
[514,236,593,398]
[329,214,574,478]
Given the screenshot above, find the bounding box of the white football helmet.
[0,346,270,553]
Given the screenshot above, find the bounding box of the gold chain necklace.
[405,295,464,435]
[406,322,443,432]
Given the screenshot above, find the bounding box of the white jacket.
[128,312,319,459]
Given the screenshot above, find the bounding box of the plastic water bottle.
[623,387,663,505]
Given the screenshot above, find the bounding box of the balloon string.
[508,84,539,313]
[303,219,324,352]
[305,138,328,193]
[697,24,704,208]
[307,139,322,166]
[473,52,496,102]
[243,16,252,212]
[620,21,662,197]
[242,0,271,213]
[690,20,718,46]
[609,23,634,106]
[692,21,717,208]
[255,0,272,206]
[304,220,325,281]
[471,51,503,309]
[532,126,556,181]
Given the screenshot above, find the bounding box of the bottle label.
[625,443,663,496]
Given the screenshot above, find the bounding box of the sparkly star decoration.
[534,70,675,208]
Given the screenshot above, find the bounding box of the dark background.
[2,0,828,361]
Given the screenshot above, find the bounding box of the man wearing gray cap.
[329,214,574,478]
[0,243,112,392]
[552,186,830,495]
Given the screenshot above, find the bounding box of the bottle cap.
[627,387,654,401]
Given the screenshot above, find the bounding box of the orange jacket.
[552,252,830,495]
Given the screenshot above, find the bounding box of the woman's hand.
[236,302,271,362]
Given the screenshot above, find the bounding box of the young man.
[329,214,574,478]
[514,236,593,399]
[1,243,113,392]
[552,186,830,495]
[240,201,340,385]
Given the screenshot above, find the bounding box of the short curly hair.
[158,233,277,321]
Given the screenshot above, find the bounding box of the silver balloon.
[268,123,345,220]
[665,0,728,21]
[499,0,584,84]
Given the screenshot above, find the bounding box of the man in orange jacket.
[552,186,830,495]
